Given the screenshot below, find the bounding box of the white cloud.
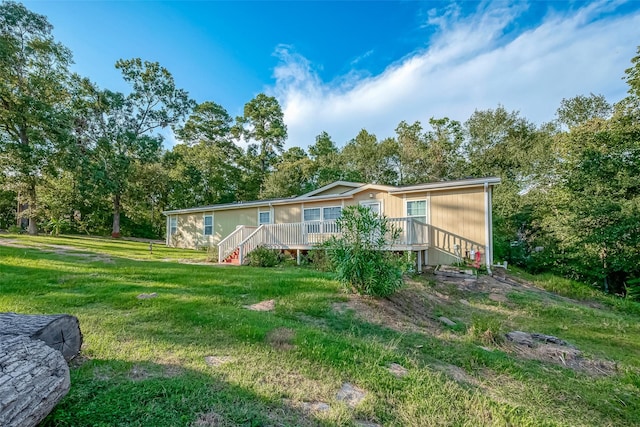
[270,1,640,148]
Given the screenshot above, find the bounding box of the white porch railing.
[218,218,432,264]
[388,217,430,246]
[217,225,258,262]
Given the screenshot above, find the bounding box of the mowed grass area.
[1,235,639,426]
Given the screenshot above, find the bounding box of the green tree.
[556,93,612,129]
[77,59,193,237]
[169,101,241,207]
[308,131,344,186]
[390,120,428,185]
[234,93,287,194]
[261,147,313,198]
[0,1,73,234]
[341,129,397,184]
[424,117,465,181]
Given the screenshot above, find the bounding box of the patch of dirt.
[283,399,330,413]
[244,299,275,312]
[137,292,158,300]
[388,362,408,378]
[336,382,367,408]
[128,363,184,381]
[432,363,480,386]
[266,327,296,351]
[332,281,444,334]
[0,239,28,248]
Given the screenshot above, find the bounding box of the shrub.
[306,249,333,271]
[7,225,22,234]
[324,205,406,297]
[248,245,281,267]
[626,278,640,301]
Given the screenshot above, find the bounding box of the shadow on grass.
[42,358,331,427]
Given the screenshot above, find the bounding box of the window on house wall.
[406,200,427,223]
[204,215,213,236]
[322,206,342,220]
[303,208,321,222]
[259,211,271,225]
[360,201,381,216]
[170,217,177,235]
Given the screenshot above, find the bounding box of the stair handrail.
[217,226,247,263]
[237,224,265,264]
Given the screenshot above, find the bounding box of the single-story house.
[162,177,500,270]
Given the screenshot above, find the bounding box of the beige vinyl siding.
[171,213,203,249]
[274,205,301,223]
[214,208,258,243]
[345,190,403,217]
[313,185,356,196]
[428,187,486,265]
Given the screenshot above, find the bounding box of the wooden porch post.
[297,249,301,265]
[417,250,423,273]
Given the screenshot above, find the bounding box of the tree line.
[1,2,638,294]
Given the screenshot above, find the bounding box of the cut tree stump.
[0,313,82,361]
[0,335,71,427]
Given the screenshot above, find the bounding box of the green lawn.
[1,235,639,426]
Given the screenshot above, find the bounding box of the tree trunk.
[0,335,70,427]
[0,313,82,362]
[112,193,121,238]
[26,182,37,235]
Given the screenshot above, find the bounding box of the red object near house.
[474,251,482,268]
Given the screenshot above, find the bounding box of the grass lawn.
[1,235,639,426]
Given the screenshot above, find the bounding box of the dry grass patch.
[266,327,296,351]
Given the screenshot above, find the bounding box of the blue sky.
[24,1,640,148]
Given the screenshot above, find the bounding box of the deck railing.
[219,218,432,264]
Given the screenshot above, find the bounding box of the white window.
[406,200,427,223]
[259,211,271,225]
[323,206,342,220]
[169,217,177,235]
[303,208,321,222]
[360,201,381,216]
[204,215,213,236]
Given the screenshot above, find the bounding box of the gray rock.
[506,331,534,347]
[355,421,382,427]
[137,292,158,299]
[301,401,330,412]
[459,299,471,306]
[336,382,366,408]
[438,316,456,327]
[531,333,569,346]
[388,363,408,378]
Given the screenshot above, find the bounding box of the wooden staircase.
[222,247,240,264]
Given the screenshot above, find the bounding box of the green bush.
[306,249,333,271]
[7,225,22,234]
[324,205,406,297]
[248,246,282,267]
[626,278,640,301]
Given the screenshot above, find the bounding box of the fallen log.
[0,313,82,361]
[0,335,71,427]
